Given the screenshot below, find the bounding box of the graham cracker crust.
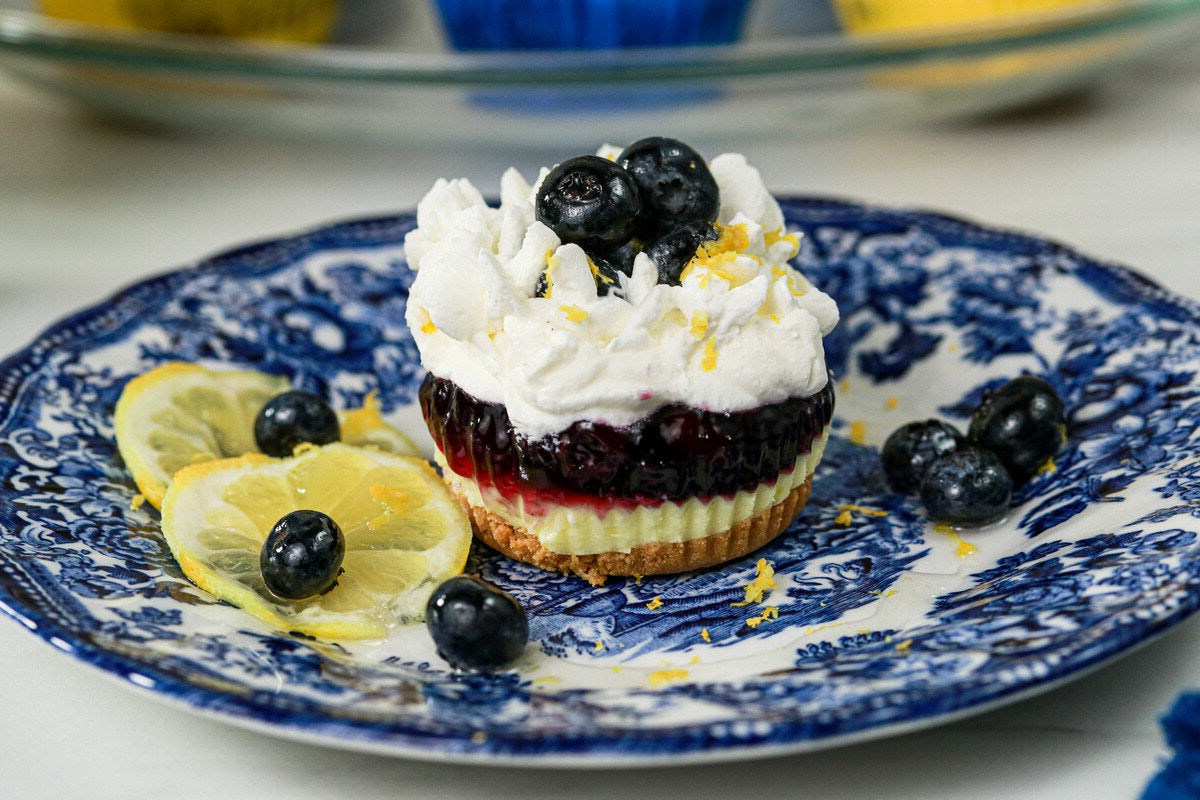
[464,476,813,586]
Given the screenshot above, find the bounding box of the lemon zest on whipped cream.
[559,304,588,323]
[701,338,719,372]
[416,307,437,335]
[764,227,801,259]
[689,310,709,339]
[732,558,776,606]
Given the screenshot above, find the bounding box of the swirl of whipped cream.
[404,147,839,439]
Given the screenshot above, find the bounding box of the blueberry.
[533,244,635,298]
[618,137,719,236]
[592,244,636,296]
[642,222,718,285]
[919,446,1013,527]
[535,155,640,254]
[426,575,528,671]
[254,390,340,457]
[260,510,345,600]
[968,376,1066,483]
[881,419,966,494]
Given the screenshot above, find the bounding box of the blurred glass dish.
[0,0,1198,146]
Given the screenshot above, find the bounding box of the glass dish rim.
[0,0,1197,86]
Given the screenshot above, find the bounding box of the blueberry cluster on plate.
[534,136,721,294]
[882,376,1067,526]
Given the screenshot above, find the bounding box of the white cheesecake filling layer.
[437,432,828,556]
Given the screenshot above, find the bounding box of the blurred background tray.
[2,0,1199,146]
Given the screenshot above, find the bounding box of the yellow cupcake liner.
[833,0,1128,34]
[38,0,340,42]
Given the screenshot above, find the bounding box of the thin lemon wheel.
[160,443,472,639]
[114,361,419,509]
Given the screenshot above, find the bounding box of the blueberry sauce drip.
[419,373,834,510]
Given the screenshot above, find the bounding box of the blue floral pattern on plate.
[1,198,1199,764]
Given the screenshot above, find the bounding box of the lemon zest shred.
[732,558,776,607]
[646,596,664,611]
[648,668,689,688]
[129,493,146,511]
[837,504,888,518]
[559,304,588,323]
[416,306,437,335]
[835,510,853,527]
[340,390,384,441]
[745,607,779,629]
[369,482,412,515]
[700,628,711,643]
[1038,457,1058,476]
[764,227,801,258]
[701,338,718,372]
[594,640,605,652]
[849,419,868,444]
[689,311,709,339]
[934,523,978,558]
[886,396,900,410]
[896,639,914,654]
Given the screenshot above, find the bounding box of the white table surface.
[2,36,1200,799]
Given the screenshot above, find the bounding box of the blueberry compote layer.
[419,374,834,512]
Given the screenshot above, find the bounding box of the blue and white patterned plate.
[2,199,1199,766]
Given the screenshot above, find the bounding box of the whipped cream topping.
[404,147,839,439]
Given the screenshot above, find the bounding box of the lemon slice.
[161,443,472,639]
[114,362,419,508]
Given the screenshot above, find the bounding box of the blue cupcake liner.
[435,0,754,50]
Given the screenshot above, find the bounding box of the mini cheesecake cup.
[419,372,834,585]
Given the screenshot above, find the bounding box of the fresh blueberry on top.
[968,375,1066,484]
[641,222,718,285]
[260,510,345,600]
[426,575,528,672]
[535,155,641,254]
[919,446,1013,527]
[881,419,965,494]
[254,390,340,457]
[618,136,719,236]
